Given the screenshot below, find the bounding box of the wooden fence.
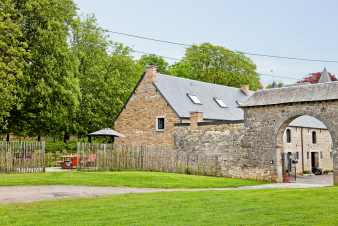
[77,143,221,176]
[0,141,45,173]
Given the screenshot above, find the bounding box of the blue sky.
[74,0,338,85]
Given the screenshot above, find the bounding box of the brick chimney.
[145,64,157,82]
[240,84,250,96]
[190,112,203,128]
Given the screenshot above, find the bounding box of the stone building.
[114,66,335,180]
[114,65,250,147]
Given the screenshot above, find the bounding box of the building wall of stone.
[283,127,333,174]
[242,101,338,183]
[174,123,271,180]
[114,70,181,146]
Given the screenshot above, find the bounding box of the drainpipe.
[301,128,305,174]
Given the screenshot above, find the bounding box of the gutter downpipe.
[301,127,305,174]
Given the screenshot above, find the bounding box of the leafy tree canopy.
[137,54,169,74]
[14,0,80,137]
[0,0,28,131]
[71,16,142,135]
[169,43,260,90]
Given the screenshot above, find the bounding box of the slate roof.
[289,115,327,129]
[241,81,338,107]
[153,74,329,129]
[154,74,251,121]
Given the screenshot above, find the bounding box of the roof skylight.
[214,98,227,108]
[187,94,201,104]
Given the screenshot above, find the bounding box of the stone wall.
[174,122,271,180]
[114,67,180,146]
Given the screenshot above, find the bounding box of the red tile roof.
[297,72,337,84]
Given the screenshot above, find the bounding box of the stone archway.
[240,82,338,184]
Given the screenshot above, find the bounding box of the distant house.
[297,67,337,84]
[283,116,333,174]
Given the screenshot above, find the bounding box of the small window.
[330,152,333,159]
[320,152,323,159]
[307,152,310,159]
[214,98,227,108]
[187,94,201,104]
[312,131,317,144]
[156,117,165,131]
[286,129,291,143]
[295,152,299,160]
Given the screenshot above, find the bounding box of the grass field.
[1,187,338,226]
[0,171,263,188]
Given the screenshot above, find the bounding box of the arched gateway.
[241,81,338,184]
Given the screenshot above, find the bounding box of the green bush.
[45,141,77,153]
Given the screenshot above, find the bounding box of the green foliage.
[0,0,28,131]
[169,43,261,90]
[137,54,169,73]
[13,0,80,137]
[71,16,142,135]
[45,140,77,153]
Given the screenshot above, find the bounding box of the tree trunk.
[63,133,70,144]
[6,133,10,142]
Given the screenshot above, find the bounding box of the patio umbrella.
[88,128,125,138]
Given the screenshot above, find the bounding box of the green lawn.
[1,187,338,226]
[0,171,262,188]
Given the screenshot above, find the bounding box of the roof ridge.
[157,73,242,91]
[259,80,338,92]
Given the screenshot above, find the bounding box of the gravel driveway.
[0,182,330,204]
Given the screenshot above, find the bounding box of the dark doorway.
[286,152,292,173]
[311,152,319,169]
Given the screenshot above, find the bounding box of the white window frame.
[156,116,165,131]
[187,94,202,105]
[214,97,227,108]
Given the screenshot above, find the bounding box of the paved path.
[295,174,333,185]
[0,182,331,204]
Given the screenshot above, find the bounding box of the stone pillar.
[275,143,284,183]
[333,148,338,185]
[190,112,203,129]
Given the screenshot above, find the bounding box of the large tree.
[14,0,80,139]
[0,0,28,133]
[71,16,141,136]
[169,43,260,90]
